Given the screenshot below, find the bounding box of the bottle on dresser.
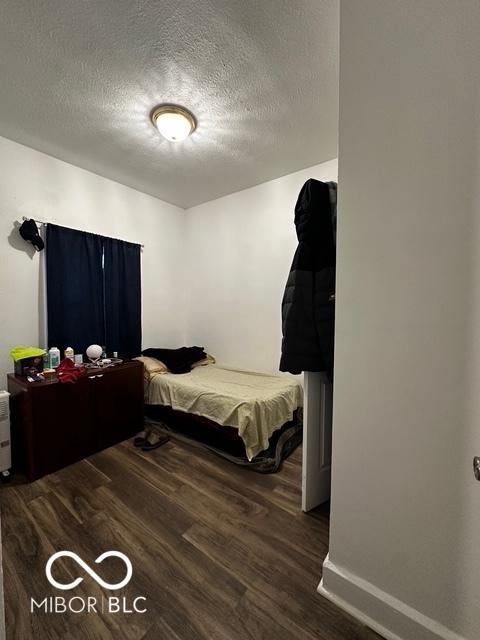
[48,347,60,368]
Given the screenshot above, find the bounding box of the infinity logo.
[46,551,133,591]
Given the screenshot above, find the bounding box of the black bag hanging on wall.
[279,179,337,378]
[19,218,44,251]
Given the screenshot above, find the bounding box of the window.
[46,224,141,358]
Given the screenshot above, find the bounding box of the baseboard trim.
[319,554,466,640]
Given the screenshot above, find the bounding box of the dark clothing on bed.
[279,179,336,378]
[142,346,207,374]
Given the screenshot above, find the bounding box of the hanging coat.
[279,179,336,377]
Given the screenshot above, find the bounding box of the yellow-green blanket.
[10,346,46,362]
[145,365,303,460]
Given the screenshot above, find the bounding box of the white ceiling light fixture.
[151,104,197,142]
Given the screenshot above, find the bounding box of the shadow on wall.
[7,219,47,348]
[8,220,36,259]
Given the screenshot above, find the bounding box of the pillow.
[135,356,169,379]
[191,354,216,368]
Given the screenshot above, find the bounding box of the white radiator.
[0,391,11,479]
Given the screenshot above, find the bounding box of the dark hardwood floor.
[0,438,381,640]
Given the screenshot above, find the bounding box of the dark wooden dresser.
[7,360,144,481]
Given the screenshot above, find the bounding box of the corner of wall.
[319,555,467,640]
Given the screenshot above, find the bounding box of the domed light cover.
[151,104,196,142]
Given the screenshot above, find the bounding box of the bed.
[143,363,303,461]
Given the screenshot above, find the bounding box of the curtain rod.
[22,216,144,248]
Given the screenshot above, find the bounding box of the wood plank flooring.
[0,438,381,640]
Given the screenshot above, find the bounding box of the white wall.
[185,159,338,373]
[0,135,186,387]
[322,2,480,640]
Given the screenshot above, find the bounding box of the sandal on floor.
[134,429,150,447]
[141,432,170,451]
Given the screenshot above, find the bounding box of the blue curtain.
[46,225,142,358]
[46,224,104,355]
[104,237,142,358]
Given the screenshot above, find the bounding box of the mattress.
[145,364,303,460]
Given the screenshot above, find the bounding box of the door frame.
[302,371,333,511]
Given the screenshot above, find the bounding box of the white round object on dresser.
[86,344,103,363]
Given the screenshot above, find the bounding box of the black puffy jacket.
[279,179,336,377]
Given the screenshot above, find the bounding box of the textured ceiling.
[0,0,339,208]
